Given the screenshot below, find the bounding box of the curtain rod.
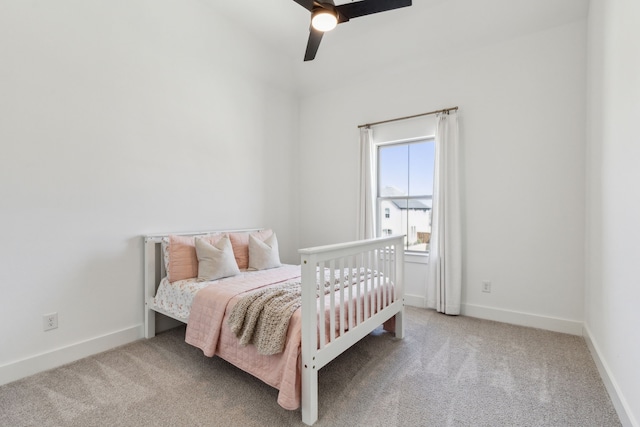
[357,106,458,129]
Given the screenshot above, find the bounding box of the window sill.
[405,252,429,264]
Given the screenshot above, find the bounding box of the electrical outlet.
[43,313,58,331]
[482,281,491,293]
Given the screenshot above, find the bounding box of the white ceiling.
[211,0,589,92]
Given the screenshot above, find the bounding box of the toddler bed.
[143,229,404,425]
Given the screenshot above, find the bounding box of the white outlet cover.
[43,313,58,331]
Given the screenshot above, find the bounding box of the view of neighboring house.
[379,186,432,251]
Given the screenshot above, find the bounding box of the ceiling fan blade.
[293,0,315,12]
[336,0,411,19]
[304,28,324,61]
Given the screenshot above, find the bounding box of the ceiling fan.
[293,0,412,61]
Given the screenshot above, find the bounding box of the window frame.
[375,136,435,254]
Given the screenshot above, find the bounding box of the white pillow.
[248,232,282,270]
[195,235,240,281]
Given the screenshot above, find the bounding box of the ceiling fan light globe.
[311,10,338,32]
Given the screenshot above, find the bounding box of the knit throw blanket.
[228,268,375,355]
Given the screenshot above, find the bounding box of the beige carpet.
[0,307,621,426]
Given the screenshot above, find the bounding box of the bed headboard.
[142,228,264,338]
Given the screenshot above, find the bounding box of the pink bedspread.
[185,265,304,410]
[184,265,396,410]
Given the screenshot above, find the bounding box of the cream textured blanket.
[228,281,303,355]
[228,268,374,355]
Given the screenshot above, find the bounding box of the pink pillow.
[229,229,273,270]
[167,234,222,282]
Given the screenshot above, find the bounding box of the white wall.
[585,0,640,425]
[298,21,587,334]
[0,1,299,384]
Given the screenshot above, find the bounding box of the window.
[377,138,435,252]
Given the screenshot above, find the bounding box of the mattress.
[153,265,300,321]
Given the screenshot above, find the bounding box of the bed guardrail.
[299,235,405,425]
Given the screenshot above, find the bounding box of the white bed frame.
[143,230,404,426]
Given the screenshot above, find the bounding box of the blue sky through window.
[379,140,435,197]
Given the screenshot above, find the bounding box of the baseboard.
[461,303,583,336]
[583,325,637,427]
[0,325,143,386]
[404,293,426,308]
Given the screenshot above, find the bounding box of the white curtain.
[357,127,376,240]
[427,111,462,315]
